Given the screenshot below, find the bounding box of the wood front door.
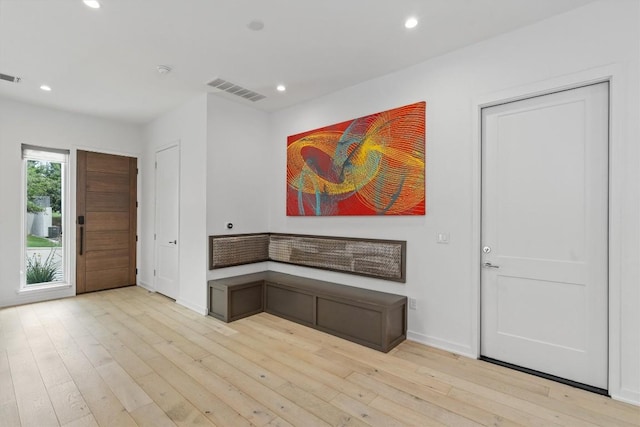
[76,150,137,294]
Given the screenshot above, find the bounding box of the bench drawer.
[265,283,314,326]
[316,297,383,348]
[209,280,263,322]
[209,271,407,352]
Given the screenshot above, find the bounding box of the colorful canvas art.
[286,101,426,216]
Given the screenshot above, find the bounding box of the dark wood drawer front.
[209,279,263,322]
[266,284,314,325]
[209,271,407,352]
[230,285,263,321]
[386,305,406,345]
[316,298,382,347]
[210,286,228,320]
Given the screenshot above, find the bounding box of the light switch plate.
[437,232,450,244]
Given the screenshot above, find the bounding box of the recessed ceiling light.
[404,17,418,29]
[276,84,286,92]
[40,85,52,92]
[83,0,101,9]
[157,65,172,75]
[247,20,265,31]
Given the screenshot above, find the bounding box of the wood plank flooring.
[0,286,638,426]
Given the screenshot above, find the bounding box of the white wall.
[142,94,208,313]
[206,95,271,280]
[2,0,636,405]
[0,98,143,307]
[141,93,271,307]
[268,0,639,404]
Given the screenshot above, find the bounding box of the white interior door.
[481,82,609,390]
[154,144,180,299]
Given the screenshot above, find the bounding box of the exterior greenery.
[27,235,61,248]
[27,160,62,213]
[25,158,64,285]
[26,249,59,284]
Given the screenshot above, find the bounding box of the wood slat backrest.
[209,233,406,282]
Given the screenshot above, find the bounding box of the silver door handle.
[483,262,499,268]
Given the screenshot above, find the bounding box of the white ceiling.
[0,0,595,124]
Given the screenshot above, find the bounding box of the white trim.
[471,63,627,401]
[176,298,207,316]
[153,141,181,299]
[20,147,71,292]
[407,331,475,359]
[17,283,72,294]
[137,281,154,292]
[611,390,640,407]
[73,145,141,159]
[2,289,74,309]
[152,140,180,156]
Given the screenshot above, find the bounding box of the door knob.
[483,262,499,268]
[169,240,177,244]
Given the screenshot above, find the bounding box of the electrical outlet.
[409,298,417,310]
[436,232,450,244]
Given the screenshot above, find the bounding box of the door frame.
[153,141,180,296]
[478,82,610,392]
[470,64,625,398]
[71,146,141,294]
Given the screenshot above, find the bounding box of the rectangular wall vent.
[207,78,266,102]
[0,73,21,83]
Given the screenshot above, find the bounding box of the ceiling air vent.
[207,78,266,102]
[0,72,21,83]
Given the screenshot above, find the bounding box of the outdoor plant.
[27,199,44,213]
[26,249,59,284]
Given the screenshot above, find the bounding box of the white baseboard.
[407,332,639,406]
[137,280,206,315]
[611,389,640,407]
[137,280,154,292]
[407,330,476,359]
[176,298,208,316]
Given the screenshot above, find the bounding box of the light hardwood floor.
[0,286,638,427]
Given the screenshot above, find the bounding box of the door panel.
[481,83,609,389]
[85,212,130,231]
[86,152,131,174]
[495,277,587,350]
[77,150,137,294]
[86,192,130,211]
[86,249,129,271]
[85,231,130,251]
[86,172,129,192]
[154,145,180,299]
[85,268,130,292]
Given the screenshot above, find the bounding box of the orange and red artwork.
[286,101,426,216]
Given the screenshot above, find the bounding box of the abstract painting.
[287,101,425,216]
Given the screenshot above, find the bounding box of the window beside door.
[22,145,70,290]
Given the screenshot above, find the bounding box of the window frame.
[20,145,71,292]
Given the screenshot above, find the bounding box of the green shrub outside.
[26,249,59,284]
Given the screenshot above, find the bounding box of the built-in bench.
[210,233,406,282]
[208,233,408,352]
[208,271,407,352]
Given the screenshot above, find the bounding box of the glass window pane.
[25,157,65,285]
